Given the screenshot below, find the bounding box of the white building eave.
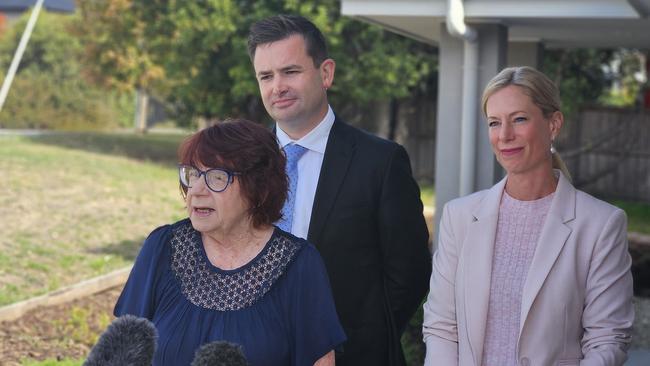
[342,0,650,47]
[342,0,645,18]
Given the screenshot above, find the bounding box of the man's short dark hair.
[247,14,329,67]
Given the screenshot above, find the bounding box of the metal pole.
[0,0,46,114]
[459,39,479,196]
[446,0,479,196]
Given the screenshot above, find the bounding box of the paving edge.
[0,265,132,323]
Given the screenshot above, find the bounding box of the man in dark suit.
[247,15,431,366]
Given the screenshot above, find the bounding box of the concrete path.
[626,349,650,365]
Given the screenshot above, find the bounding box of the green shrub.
[401,302,425,365]
[611,200,650,234]
[0,11,133,130]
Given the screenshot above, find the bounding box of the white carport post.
[446,0,479,197]
[0,0,45,114]
[433,20,508,246]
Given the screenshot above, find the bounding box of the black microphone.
[83,314,157,366]
[191,341,249,366]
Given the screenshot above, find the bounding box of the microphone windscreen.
[83,314,157,366]
[191,341,249,366]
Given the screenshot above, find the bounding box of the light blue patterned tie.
[277,144,308,232]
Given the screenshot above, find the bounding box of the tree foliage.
[542,48,613,119]
[0,11,132,129]
[599,49,647,107]
[542,48,646,118]
[75,0,437,126]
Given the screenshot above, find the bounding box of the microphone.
[83,314,157,366]
[191,341,249,366]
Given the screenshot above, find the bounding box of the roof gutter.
[447,0,479,196]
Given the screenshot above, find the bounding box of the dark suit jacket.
[306,117,432,366]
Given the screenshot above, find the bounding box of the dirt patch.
[0,287,121,365]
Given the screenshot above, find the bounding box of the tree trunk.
[134,89,149,133]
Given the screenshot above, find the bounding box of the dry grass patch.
[0,134,187,306]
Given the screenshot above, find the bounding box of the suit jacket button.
[520,357,530,366]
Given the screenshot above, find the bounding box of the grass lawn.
[610,200,650,235]
[0,132,189,306]
[419,184,435,209]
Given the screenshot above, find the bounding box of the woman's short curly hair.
[177,119,287,228]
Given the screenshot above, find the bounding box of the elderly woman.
[115,119,345,366]
[422,66,634,365]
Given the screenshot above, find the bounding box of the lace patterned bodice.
[170,222,301,311]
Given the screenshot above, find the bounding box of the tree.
[0,11,132,129]
[542,48,613,119]
[75,0,437,127]
[600,49,646,107]
[543,48,647,119]
[74,1,165,92]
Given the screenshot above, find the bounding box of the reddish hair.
[177,119,287,228]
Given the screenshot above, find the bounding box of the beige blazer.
[423,172,634,366]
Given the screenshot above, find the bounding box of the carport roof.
[341,0,650,48]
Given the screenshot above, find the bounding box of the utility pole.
[0,0,45,114]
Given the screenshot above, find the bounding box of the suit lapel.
[519,172,576,336]
[461,177,506,365]
[307,118,355,244]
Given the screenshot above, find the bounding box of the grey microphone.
[83,314,157,366]
[191,340,249,366]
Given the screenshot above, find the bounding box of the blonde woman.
[423,66,633,365]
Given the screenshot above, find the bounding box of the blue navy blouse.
[115,219,346,366]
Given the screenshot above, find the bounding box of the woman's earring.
[550,136,557,154]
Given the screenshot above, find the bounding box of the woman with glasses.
[114,119,345,366]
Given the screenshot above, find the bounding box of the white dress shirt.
[275,106,335,239]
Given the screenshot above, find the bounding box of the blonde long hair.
[481,66,571,181]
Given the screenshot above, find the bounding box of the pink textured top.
[481,190,554,366]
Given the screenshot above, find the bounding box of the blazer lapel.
[519,172,576,336]
[461,177,506,365]
[307,118,355,244]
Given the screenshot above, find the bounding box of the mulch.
[1,288,649,365]
[0,287,121,366]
